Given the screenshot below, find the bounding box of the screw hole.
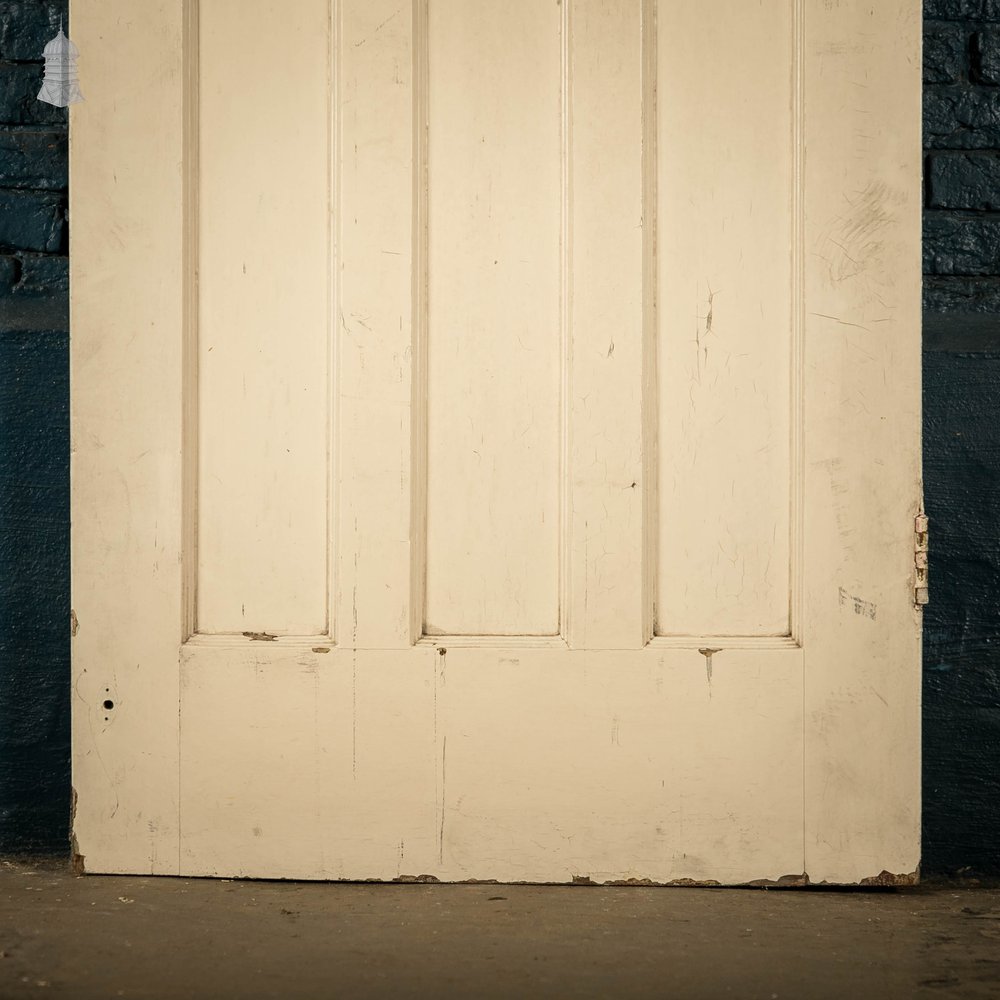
[103,699,114,711]
[438,647,447,656]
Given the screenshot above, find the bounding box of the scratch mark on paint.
[353,6,403,48]
[699,648,721,695]
[606,340,615,359]
[439,734,447,866]
[810,311,871,333]
[352,652,358,781]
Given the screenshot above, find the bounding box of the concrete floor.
[2,858,999,999]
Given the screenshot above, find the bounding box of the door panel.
[425,0,563,637]
[198,0,332,635]
[71,0,922,884]
[656,0,793,638]
[178,645,802,883]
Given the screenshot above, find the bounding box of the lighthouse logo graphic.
[37,25,84,108]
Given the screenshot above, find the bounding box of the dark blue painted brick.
[925,85,1000,148]
[0,63,67,126]
[923,351,1000,875]
[925,276,1000,313]
[926,23,967,84]
[0,189,64,252]
[0,129,66,189]
[924,212,1000,274]
[928,153,1000,209]
[15,252,65,296]
[0,1,66,62]
[0,251,15,293]
[972,29,1000,83]
[0,327,68,853]
[925,0,983,18]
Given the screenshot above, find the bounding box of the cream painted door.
[70,0,922,884]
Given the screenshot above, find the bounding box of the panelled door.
[71,0,922,884]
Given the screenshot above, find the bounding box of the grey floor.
[2,858,999,999]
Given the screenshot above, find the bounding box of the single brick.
[925,275,1000,313]
[928,153,1000,209]
[0,129,66,189]
[925,86,1000,148]
[924,212,1000,274]
[0,63,67,126]
[0,252,16,294]
[925,0,983,18]
[0,1,66,62]
[0,189,64,252]
[926,23,967,84]
[972,29,1000,83]
[15,252,66,296]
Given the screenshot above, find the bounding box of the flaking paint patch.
[69,787,85,875]
[858,869,919,887]
[243,631,277,642]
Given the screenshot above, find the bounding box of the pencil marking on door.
[352,651,358,781]
[838,586,876,621]
[439,734,448,866]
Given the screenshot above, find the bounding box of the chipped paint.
[698,648,721,689]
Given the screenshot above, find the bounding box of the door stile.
[801,0,922,883]
[70,0,188,874]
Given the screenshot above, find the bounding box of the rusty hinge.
[914,512,929,607]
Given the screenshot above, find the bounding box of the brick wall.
[0,0,69,853]
[925,0,1000,313]
[922,0,1000,877]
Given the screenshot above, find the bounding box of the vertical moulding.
[641,0,658,645]
[558,0,572,643]
[422,0,563,637]
[789,0,805,647]
[327,0,338,643]
[181,0,200,643]
[411,0,430,645]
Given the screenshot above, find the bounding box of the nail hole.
[103,699,114,711]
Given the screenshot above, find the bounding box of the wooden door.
[70,0,923,884]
